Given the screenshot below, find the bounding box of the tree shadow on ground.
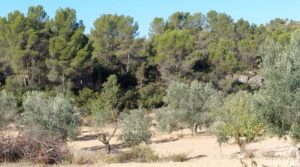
[152,137,179,144]
[187,154,207,160]
[75,134,99,141]
[81,143,123,152]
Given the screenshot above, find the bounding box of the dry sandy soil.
[1,126,299,167]
[66,127,299,167]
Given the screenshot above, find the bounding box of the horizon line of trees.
[1,5,300,98]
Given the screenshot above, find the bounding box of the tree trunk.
[192,123,198,135]
[238,137,246,158]
[104,142,111,154]
[99,134,112,154]
[296,147,300,167]
[99,125,118,154]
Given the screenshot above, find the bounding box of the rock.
[248,75,264,86]
[238,75,249,84]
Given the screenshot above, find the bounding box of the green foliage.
[208,38,239,73]
[153,29,195,81]
[158,81,219,133]
[77,88,97,115]
[91,14,141,73]
[47,8,91,91]
[0,90,17,129]
[1,7,300,146]
[210,121,229,146]
[90,74,122,130]
[101,74,121,111]
[21,91,80,140]
[119,109,152,146]
[149,17,165,37]
[155,107,181,133]
[119,89,139,109]
[206,10,235,39]
[212,91,263,146]
[138,82,165,109]
[256,32,300,142]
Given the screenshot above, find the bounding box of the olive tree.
[256,32,300,165]
[119,109,151,146]
[90,74,121,153]
[158,81,219,135]
[256,33,300,141]
[211,91,263,155]
[21,91,80,140]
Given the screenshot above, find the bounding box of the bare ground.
[1,126,298,167]
[67,127,299,167]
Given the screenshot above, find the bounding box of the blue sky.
[1,0,300,37]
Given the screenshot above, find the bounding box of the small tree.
[0,90,17,130]
[21,91,80,140]
[101,74,121,113]
[91,74,121,153]
[77,87,97,115]
[160,81,219,134]
[119,109,152,146]
[212,91,263,155]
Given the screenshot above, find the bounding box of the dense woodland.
[0,5,300,164]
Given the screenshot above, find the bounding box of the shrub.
[119,109,152,146]
[0,90,17,129]
[115,144,159,163]
[71,150,103,165]
[77,88,97,115]
[21,92,80,140]
[0,135,70,164]
[164,153,189,162]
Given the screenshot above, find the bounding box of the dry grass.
[70,145,159,165]
[112,144,159,163]
[0,162,43,167]
[163,153,189,162]
[71,150,103,165]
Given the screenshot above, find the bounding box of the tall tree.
[0,6,50,93]
[206,10,235,39]
[47,8,91,91]
[153,29,194,82]
[91,14,140,73]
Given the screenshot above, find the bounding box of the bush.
[71,150,104,165]
[164,153,189,162]
[115,144,159,163]
[21,91,80,140]
[77,88,97,115]
[0,135,70,164]
[0,90,17,129]
[119,109,152,146]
